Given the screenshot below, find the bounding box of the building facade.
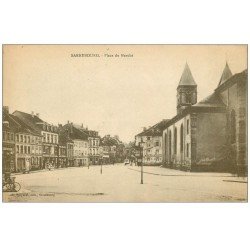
[12,115,43,172]
[74,125,101,165]
[12,110,59,168]
[62,123,89,166]
[135,120,168,166]
[3,107,17,173]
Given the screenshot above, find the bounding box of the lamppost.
[139,139,144,184]
[100,156,103,174]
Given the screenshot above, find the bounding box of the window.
[186,143,189,157]
[231,110,236,144]
[24,135,27,143]
[186,93,192,103]
[180,124,183,152]
[147,137,150,141]
[20,135,23,142]
[43,133,46,142]
[165,133,167,157]
[20,145,23,154]
[27,136,30,143]
[24,146,27,154]
[155,141,159,147]
[168,130,172,157]
[174,127,177,154]
[7,133,10,141]
[3,132,6,141]
[28,146,30,154]
[51,134,54,143]
[16,134,19,142]
[47,134,50,143]
[16,145,19,153]
[187,119,189,134]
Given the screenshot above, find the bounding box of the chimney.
[31,111,34,117]
[36,113,39,118]
[143,127,147,131]
[70,123,73,133]
[3,106,9,115]
[81,123,83,128]
[67,120,70,124]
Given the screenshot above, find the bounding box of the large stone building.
[135,120,169,165]
[162,63,247,175]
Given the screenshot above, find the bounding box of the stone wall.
[195,112,227,171]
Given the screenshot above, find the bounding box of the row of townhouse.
[2,108,98,173]
[3,107,127,173]
[134,63,247,175]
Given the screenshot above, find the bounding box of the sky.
[3,45,247,143]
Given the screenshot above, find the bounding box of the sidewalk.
[128,165,248,182]
[12,166,86,176]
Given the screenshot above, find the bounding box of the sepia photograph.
[2,44,248,202]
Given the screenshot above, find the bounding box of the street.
[3,164,248,202]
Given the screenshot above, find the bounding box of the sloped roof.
[136,119,170,137]
[218,62,233,87]
[215,69,247,92]
[63,124,88,140]
[193,92,226,108]
[9,114,41,136]
[3,112,19,132]
[178,63,197,86]
[12,110,44,133]
[58,132,73,144]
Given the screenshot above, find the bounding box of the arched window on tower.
[174,128,177,154]
[231,109,236,144]
[180,124,183,152]
[186,92,192,104]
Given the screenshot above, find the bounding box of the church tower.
[177,63,197,114]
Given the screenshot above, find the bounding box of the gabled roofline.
[215,69,247,93]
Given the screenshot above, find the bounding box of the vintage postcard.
[2,44,248,202]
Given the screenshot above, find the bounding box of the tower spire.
[178,63,197,86]
[218,62,233,86]
[177,63,197,114]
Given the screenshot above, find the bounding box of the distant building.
[74,124,100,165]
[63,123,89,166]
[100,135,125,164]
[162,63,247,174]
[135,120,169,165]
